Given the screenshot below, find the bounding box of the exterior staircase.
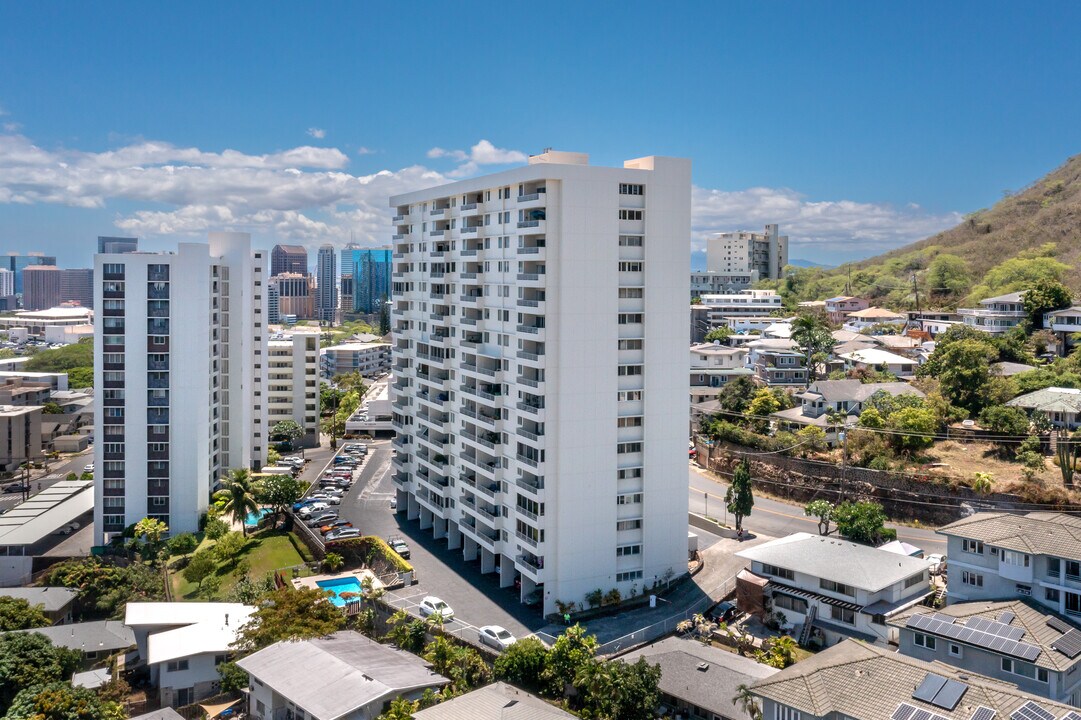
[798,604,818,647]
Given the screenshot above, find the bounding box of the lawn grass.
[169,529,314,600]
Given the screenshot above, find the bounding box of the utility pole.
[911,273,924,334]
[840,424,850,502]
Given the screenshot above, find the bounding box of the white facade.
[699,290,783,328]
[389,150,690,615]
[0,269,13,297]
[706,224,788,280]
[690,270,756,298]
[320,341,391,378]
[959,291,1027,334]
[93,233,268,543]
[316,244,337,324]
[268,332,320,447]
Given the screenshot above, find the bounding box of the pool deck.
[294,568,384,594]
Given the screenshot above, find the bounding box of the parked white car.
[478,625,516,651]
[298,502,329,516]
[418,596,454,621]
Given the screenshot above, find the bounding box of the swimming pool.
[317,576,364,607]
[244,508,272,527]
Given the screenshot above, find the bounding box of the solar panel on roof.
[998,610,1016,624]
[971,707,996,720]
[1061,712,1081,720]
[912,710,934,720]
[1048,616,1073,634]
[894,703,919,720]
[1053,628,1081,658]
[934,680,968,711]
[906,613,1041,661]
[913,674,949,704]
[1011,700,1055,720]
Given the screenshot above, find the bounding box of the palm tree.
[221,468,259,536]
[971,471,994,495]
[733,683,763,720]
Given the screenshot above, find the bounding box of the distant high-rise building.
[269,273,315,319]
[706,224,788,281]
[4,253,57,294]
[0,269,14,298]
[93,232,268,543]
[22,265,62,310]
[389,149,691,615]
[97,236,138,254]
[315,244,336,324]
[60,268,94,309]
[271,244,308,277]
[341,246,392,314]
[267,284,280,324]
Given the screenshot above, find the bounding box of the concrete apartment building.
[0,404,44,472]
[315,244,337,324]
[389,149,691,614]
[22,265,62,311]
[269,272,315,320]
[3,253,56,295]
[271,244,308,277]
[0,269,14,298]
[341,245,392,314]
[320,341,391,378]
[97,237,138,254]
[699,289,784,328]
[707,224,788,281]
[267,332,320,447]
[93,232,268,543]
[60,268,94,309]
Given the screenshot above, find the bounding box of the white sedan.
[418,596,454,621]
[478,625,516,651]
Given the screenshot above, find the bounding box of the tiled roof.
[937,512,1081,562]
[750,639,1077,720]
[889,599,1081,672]
[1006,387,1081,414]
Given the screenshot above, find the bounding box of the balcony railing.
[517,193,541,202]
[515,530,539,547]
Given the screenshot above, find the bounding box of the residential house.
[746,338,807,387]
[825,296,869,324]
[237,631,449,720]
[838,347,919,378]
[0,586,76,624]
[750,638,1080,720]
[842,306,907,333]
[959,291,1028,334]
[907,311,962,337]
[1046,307,1081,356]
[619,635,778,720]
[1007,388,1081,429]
[891,599,1081,707]
[937,512,1081,617]
[690,343,753,404]
[125,602,255,708]
[9,620,134,669]
[771,380,925,440]
[412,682,576,720]
[993,362,1039,378]
[735,532,932,646]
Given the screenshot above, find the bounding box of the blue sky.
[1,1,1079,267]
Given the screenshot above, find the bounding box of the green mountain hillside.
[768,153,1081,310]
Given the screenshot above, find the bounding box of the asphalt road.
[688,463,947,549]
[0,449,96,513]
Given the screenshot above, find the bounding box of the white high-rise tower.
[316,244,337,324]
[389,150,691,615]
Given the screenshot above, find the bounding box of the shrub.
[166,533,199,556]
[331,536,412,573]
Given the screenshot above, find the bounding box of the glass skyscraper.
[341,246,392,314]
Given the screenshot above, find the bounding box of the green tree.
[0,633,83,708]
[217,661,249,693]
[972,472,994,495]
[493,636,549,692]
[704,326,733,343]
[858,407,885,428]
[978,405,1031,452]
[934,339,997,414]
[323,552,345,573]
[204,515,230,540]
[382,610,428,653]
[256,473,305,521]
[717,376,757,415]
[795,425,826,454]
[926,254,970,296]
[792,314,834,384]
[725,459,754,533]
[379,299,391,336]
[41,402,63,415]
[733,683,763,720]
[747,388,781,432]
[1022,279,1073,329]
[755,634,798,669]
[833,501,893,545]
[0,597,50,631]
[269,419,304,447]
[5,681,123,720]
[221,468,260,536]
[886,406,938,453]
[423,636,491,692]
[543,624,597,697]
[575,657,661,720]
[234,587,346,653]
[67,367,93,388]
[183,548,218,591]
[377,697,418,720]
[166,532,199,556]
[804,500,835,536]
[41,558,164,619]
[133,517,169,564]
[213,531,248,564]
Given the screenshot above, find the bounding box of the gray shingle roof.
[937,512,1081,562]
[130,709,185,720]
[800,380,924,405]
[1006,387,1081,414]
[235,631,448,720]
[736,533,928,592]
[412,682,575,720]
[8,620,135,653]
[0,586,77,612]
[889,599,1081,672]
[619,636,777,720]
[750,639,1077,720]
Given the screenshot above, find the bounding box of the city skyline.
[2,3,1080,265]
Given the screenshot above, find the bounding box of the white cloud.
[356,146,376,155]
[692,185,961,259]
[306,127,326,139]
[0,128,959,260]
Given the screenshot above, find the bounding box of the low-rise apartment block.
[268,332,320,447]
[824,296,869,324]
[746,338,807,387]
[736,532,931,646]
[320,341,391,379]
[700,289,784,325]
[960,291,1028,334]
[689,342,752,404]
[0,404,44,472]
